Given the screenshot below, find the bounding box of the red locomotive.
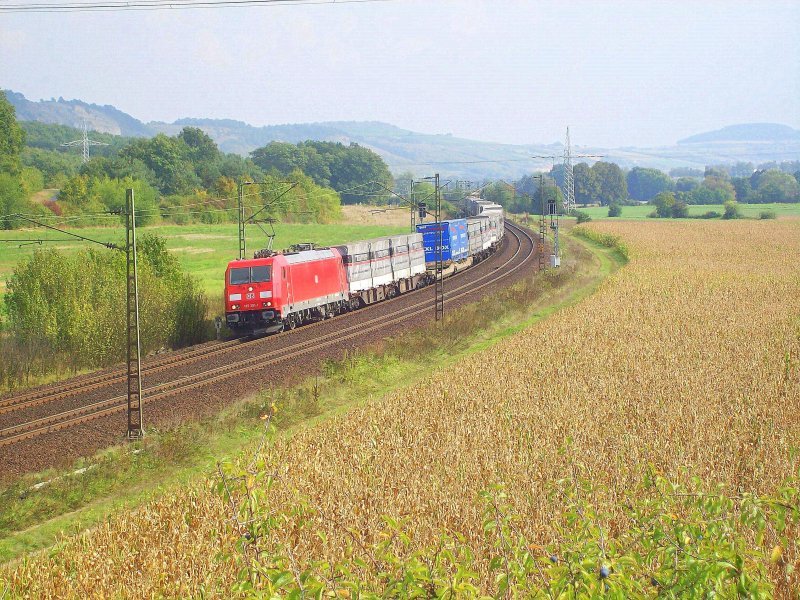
[225,247,349,334]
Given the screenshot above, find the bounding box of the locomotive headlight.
[231,304,240,310]
[267,301,272,307]
[248,286,253,292]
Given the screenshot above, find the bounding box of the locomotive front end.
[225,258,284,334]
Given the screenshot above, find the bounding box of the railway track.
[0,229,521,417]
[0,222,536,448]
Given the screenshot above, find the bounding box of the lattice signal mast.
[61,120,108,162]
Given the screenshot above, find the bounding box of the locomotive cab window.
[251,265,272,283]
[229,267,250,285]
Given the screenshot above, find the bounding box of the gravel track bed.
[0,224,537,476]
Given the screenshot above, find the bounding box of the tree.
[178,127,219,163]
[626,167,674,201]
[22,147,81,187]
[590,162,627,205]
[573,163,598,205]
[728,162,755,178]
[250,141,392,204]
[675,177,699,193]
[608,203,622,217]
[549,163,566,189]
[0,174,28,229]
[482,181,515,207]
[689,174,736,204]
[650,191,676,218]
[732,177,753,203]
[250,142,307,177]
[752,169,800,203]
[0,91,26,174]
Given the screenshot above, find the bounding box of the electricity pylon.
[61,120,108,162]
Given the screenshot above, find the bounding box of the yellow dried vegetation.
[3,220,799,598]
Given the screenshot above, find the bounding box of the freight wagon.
[416,219,469,266]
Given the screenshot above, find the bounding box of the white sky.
[1,0,798,148]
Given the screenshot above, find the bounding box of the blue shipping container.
[416,219,469,263]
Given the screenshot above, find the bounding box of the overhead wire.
[0,0,394,12]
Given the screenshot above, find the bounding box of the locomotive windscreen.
[230,266,272,285]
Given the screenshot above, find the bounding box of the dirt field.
[339,204,415,228]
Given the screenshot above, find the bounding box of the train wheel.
[284,315,297,331]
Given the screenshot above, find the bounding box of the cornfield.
[3,220,799,597]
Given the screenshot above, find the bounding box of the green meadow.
[0,223,408,299]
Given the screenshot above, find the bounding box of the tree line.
[475,160,800,216]
[0,91,395,229]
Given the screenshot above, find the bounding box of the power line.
[0,0,393,12]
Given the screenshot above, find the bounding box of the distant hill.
[679,123,800,144]
[148,118,558,179]
[5,90,153,137]
[6,89,800,179]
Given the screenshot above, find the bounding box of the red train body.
[225,248,349,333]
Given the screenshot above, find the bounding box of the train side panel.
[416,219,468,264]
[282,249,348,314]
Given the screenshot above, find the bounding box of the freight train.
[224,201,504,335]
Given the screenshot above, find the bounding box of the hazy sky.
[2,0,798,148]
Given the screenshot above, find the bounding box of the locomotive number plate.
[246,293,255,299]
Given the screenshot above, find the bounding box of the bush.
[723,200,741,220]
[573,226,630,260]
[760,210,777,220]
[671,200,689,218]
[700,210,722,219]
[575,210,592,224]
[607,203,622,217]
[651,191,676,218]
[4,236,209,375]
[0,173,30,229]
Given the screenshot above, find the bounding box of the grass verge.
[0,230,625,564]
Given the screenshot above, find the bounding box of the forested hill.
[7,89,800,179]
